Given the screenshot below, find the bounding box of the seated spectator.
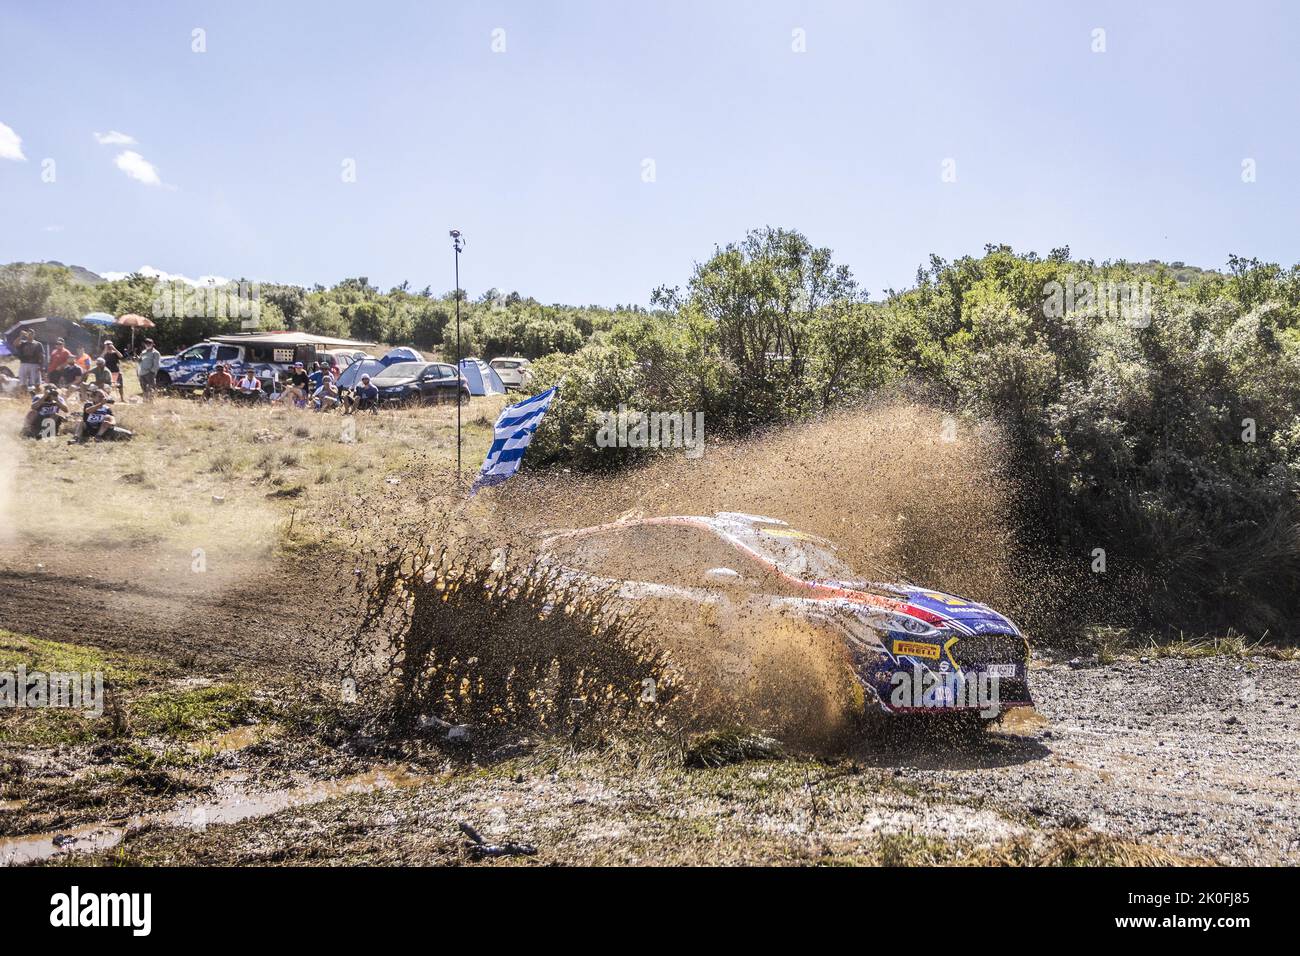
[50,359,84,389]
[73,390,133,442]
[47,338,72,378]
[308,362,325,392]
[83,357,113,400]
[288,362,311,405]
[351,373,380,413]
[235,368,264,403]
[75,348,92,372]
[22,384,68,438]
[313,376,340,412]
[204,363,235,400]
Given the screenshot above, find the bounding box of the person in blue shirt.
[350,373,379,413]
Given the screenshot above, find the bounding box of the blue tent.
[337,358,386,390]
[379,346,423,366]
[459,358,506,396]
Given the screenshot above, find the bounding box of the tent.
[4,316,99,355]
[337,358,386,391]
[459,358,506,396]
[379,346,423,366]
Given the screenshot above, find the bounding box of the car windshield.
[372,362,426,383]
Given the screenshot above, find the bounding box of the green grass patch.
[129,684,266,740]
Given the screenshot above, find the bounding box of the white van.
[489,357,533,391]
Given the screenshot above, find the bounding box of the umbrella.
[116,313,156,352]
[82,312,116,327]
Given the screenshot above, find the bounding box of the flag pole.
[450,229,465,478]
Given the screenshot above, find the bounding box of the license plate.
[986,664,1016,678]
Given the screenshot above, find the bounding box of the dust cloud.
[454,401,1048,749]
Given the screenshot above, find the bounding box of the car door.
[172,344,214,386]
[417,364,445,401]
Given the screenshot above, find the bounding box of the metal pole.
[452,231,463,477]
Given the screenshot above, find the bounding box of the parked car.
[536,512,1032,730]
[371,361,470,406]
[157,332,375,394]
[489,357,533,391]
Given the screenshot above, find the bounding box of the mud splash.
[489,402,1034,747]
[0,765,433,866]
[336,400,1059,753]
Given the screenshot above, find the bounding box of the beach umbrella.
[116,313,155,352]
[82,312,116,327]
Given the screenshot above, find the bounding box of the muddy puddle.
[0,765,434,866]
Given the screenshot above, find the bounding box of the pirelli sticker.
[892,640,940,660]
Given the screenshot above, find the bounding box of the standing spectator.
[137,338,161,401]
[100,340,125,402]
[14,330,45,390]
[204,363,235,400]
[47,338,72,378]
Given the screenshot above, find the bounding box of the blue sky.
[1,0,1296,304]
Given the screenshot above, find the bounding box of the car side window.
[216,346,240,362]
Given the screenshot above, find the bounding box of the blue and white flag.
[471,386,558,492]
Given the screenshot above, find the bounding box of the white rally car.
[536,512,1032,724]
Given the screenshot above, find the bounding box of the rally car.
[535,512,1032,725]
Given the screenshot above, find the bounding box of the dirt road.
[0,544,343,671]
[2,542,1296,865]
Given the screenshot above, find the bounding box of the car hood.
[821,580,1021,636]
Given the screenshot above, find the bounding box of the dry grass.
[0,390,508,559]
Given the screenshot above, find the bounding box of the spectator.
[47,338,72,378]
[137,338,161,401]
[308,362,324,392]
[14,330,45,389]
[288,362,311,405]
[22,384,68,438]
[74,390,133,443]
[100,340,125,401]
[75,347,92,372]
[352,373,380,413]
[204,363,235,400]
[313,375,340,412]
[51,358,84,389]
[236,368,264,403]
[84,357,113,399]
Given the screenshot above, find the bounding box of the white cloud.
[114,149,163,186]
[0,122,25,161]
[93,130,136,145]
[99,266,231,287]
[42,225,64,233]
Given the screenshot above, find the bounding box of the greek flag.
[471,386,558,492]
